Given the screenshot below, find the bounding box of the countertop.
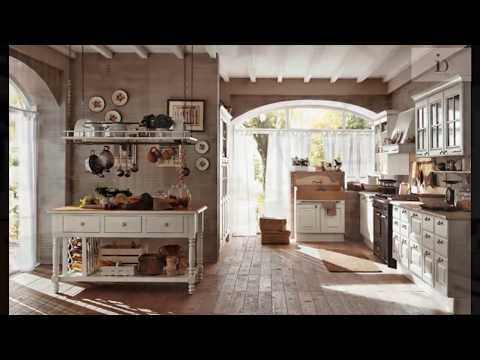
[393,202,470,221]
[49,204,208,215]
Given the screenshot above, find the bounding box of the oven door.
[373,208,384,260]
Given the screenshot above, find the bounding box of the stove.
[372,193,419,268]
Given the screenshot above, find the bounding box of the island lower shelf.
[59,272,191,283]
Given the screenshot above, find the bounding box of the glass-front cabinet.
[444,84,463,156]
[415,100,429,157]
[411,76,468,160]
[428,92,444,157]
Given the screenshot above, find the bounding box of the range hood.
[382,108,415,154]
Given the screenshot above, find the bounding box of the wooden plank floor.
[9,237,450,315]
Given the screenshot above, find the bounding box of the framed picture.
[167,99,205,132]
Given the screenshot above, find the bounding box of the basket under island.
[48,205,207,294]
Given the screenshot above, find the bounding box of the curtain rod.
[235,128,373,134]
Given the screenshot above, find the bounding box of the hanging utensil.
[130,144,139,172]
[117,147,124,177]
[88,150,105,176]
[99,145,114,172]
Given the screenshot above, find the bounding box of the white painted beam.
[330,46,353,83]
[277,46,290,83]
[356,45,400,83]
[219,69,229,82]
[48,45,76,58]
[205,45,217,59]
[131,45,149,59]
[304,45,326,83]
[170,45,185,59]
[248,45,256,82]
[89,45,113,59]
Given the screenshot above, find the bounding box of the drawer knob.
[412,213,418,217]
[437,258,444,263]
[425,217,430,221]
[425,251,431,256]
[122,222,127,227]
[437,221,444,225]
[164,223,169,227]
[425,234,430,239]
[80,222,85,226]
[437,239,444,244]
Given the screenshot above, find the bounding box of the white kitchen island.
[49,205,207,294]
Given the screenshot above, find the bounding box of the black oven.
[373,195,396,268]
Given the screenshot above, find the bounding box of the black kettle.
[140,114,174,129]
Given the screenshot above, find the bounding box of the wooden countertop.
[49,204,208,215]
[393,202,470,221]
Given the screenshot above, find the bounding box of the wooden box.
[261,230,291,245]
[259,217,287,232]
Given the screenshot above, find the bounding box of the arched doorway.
[9,78,38,273]
[229,100,379,237]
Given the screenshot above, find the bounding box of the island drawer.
[104,216,142,233]
[434,235,448,258]
[63,215,100,233]
[422,231,434,250]
[144,216,184,233]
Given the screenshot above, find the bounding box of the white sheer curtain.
[231,131,260,236]
[264,131,311,229]
[324,131,374,182]
[11,109,38,272]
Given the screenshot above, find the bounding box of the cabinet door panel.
[428,93,444,156]
[392,232,400,261]
[409,212,422,243]
[320,202,345,233]
[434,255,448,295]
[422,248,434,286]
[444,84,463,155]
[415,101,429,156]
[297,205,318,233]
[408,240,422,278]
[399,237,409,267]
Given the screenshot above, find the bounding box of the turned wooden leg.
[188,236,196,294]
[52,235,59,293]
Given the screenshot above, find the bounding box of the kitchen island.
[48,205,207,294]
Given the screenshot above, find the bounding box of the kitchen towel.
[322,201,337,216]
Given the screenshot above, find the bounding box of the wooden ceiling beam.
[89,45,113,59]
[356,45,401,83]
[170,45,185,59]
[131,45,149,59]
[330,45,353,83]
[48,45,76,59]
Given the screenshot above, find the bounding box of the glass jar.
[168,183,191,209]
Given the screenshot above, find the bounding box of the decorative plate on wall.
[112,89,129,106]
[88,96,106,112]
[104,110,122,122]
[195,140,210,154]
[195,157,210,171]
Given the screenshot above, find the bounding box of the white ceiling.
[49,45,464,84]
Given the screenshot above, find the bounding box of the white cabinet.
[409,211,422,243]
[422,248,434,286]
[412,75,470,160]
[408,240,423,277]
[399,236,409,267]
[320,204,345,233]
[296,204,319,233]
[296,201,345,241]
[434,255,448,295]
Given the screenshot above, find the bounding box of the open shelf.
[432,170,471,174]
[59,272,190,283]
[63,130,198,145]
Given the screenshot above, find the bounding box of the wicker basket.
[261,230,290,245]
[259,217,287,232]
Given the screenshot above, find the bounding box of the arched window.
[230,101,377,236]
[9,78,38,272]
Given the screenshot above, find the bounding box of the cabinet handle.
[425,233,431,239]
[80,222,85,226]
[425,250,431,256]
[401,210,407,214]
[402,225,407,229]
[412,213,418,218]
[424,217,431,221]
[437,239,444,244]
[121,222,127,227]
[437,221,444,225]
[394,221,398,225]
[164,223,169,227]
[437,258,444,263]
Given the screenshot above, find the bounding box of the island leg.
[188,235,197,294]
[52,235,59,293]
[197,230,204,282]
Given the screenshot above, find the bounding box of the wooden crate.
[261,230,290,245]
[98,247,144,265]
[259,217,286,232]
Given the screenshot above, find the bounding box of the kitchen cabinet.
[359,193,374,248]
[393,204,471,313]
[412,75,470,162]
[296,201,345,241]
